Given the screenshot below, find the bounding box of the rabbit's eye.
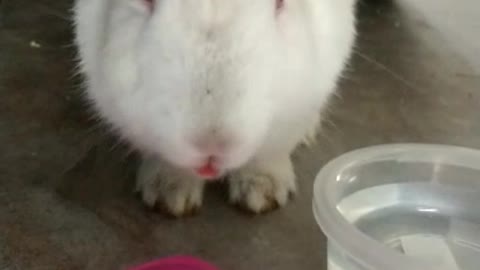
[142,0,154,11]
[276,0,284,10]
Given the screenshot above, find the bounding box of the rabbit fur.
[73,0,356,216]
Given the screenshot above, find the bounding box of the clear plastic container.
[313,143,480,270]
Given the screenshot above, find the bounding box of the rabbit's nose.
[191,133,232,179]
[196,157,219,179]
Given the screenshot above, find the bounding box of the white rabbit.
[73,0,356,217]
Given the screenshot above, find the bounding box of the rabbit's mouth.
[194,157,234,181]
[195,157,223,180]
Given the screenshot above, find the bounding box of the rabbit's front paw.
[229,158,296,213]
[136,157,205,217]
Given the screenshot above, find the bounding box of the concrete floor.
[1,0,479,269]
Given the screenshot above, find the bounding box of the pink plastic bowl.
[128,256,219,270]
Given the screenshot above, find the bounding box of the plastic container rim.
[313,143,480,270]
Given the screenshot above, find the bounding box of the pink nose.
[195,157,219,179]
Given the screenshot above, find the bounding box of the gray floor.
[1,0,479,269]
